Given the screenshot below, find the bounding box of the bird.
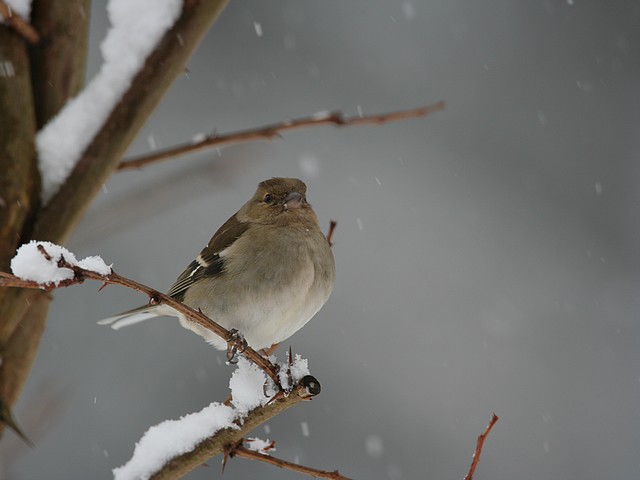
[99,178,335,353]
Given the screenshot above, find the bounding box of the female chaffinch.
[99,178,335,352]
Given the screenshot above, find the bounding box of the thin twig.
[0,0,40,44]
[0,256,280,386]
[117,101,445,171]
[326,220,337,247]
[230,443,351,480]
[463,413,499,480]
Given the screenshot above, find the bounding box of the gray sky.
[3,1,640,479]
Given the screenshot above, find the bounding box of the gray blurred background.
[3,1,640,479]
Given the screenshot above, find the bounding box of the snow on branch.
[10,240,111,286]
[117,101,445,171]
[115,355,316,480]
[35,0,183,203]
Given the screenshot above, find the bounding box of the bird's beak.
[283,192,303,209]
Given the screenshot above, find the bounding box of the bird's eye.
[263,194,273,204]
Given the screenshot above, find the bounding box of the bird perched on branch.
[99,178,335,353]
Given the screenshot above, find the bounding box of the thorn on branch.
[36,244,52,261]
[326,220,337,246]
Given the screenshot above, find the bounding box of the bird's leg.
[225,329,247,364]
[259,343,280,357]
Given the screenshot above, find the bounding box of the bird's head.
[240,178,317,226]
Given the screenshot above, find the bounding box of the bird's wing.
[166,214,250,300]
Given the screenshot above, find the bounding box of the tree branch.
[0,0,40,44]
[117,101,445,171]
[0,23,38,273]
[29,0,91,128]
[150,377,321,480]
[0,257,280,386]
[463,413,499,480]
[229,442,351,480]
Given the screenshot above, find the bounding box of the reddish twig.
[463,413,499,480]
[0,271,82,291]
[0,0,40,44]
[117,102,445,171]
[0,254,280,387]
[227,440,351,480]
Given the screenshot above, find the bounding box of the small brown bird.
[99,178,335,352]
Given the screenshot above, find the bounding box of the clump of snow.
[77,255,112,275]
[229,357,270,414]
[35,0,183,203]
[10,241,112,286]
[245,437,274,455]
[113,403,236,480]
[1,0,31,20]
[289,354,310,382]
[277,353,310,390]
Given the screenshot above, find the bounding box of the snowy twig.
[117,101,445,171]
[0,245,281,386]
[463,413,499,480]
[227,440,352,480]
[0,0,40,44]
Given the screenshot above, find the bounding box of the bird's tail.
[97,304,169,330]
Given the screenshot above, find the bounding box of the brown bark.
[29,0,91,128]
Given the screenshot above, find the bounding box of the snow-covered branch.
[115,357,320,480]
[30,0,230,246]
[35,0,183,203]
[117,101,445,171]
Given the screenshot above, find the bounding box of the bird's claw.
[226,329,247,364]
